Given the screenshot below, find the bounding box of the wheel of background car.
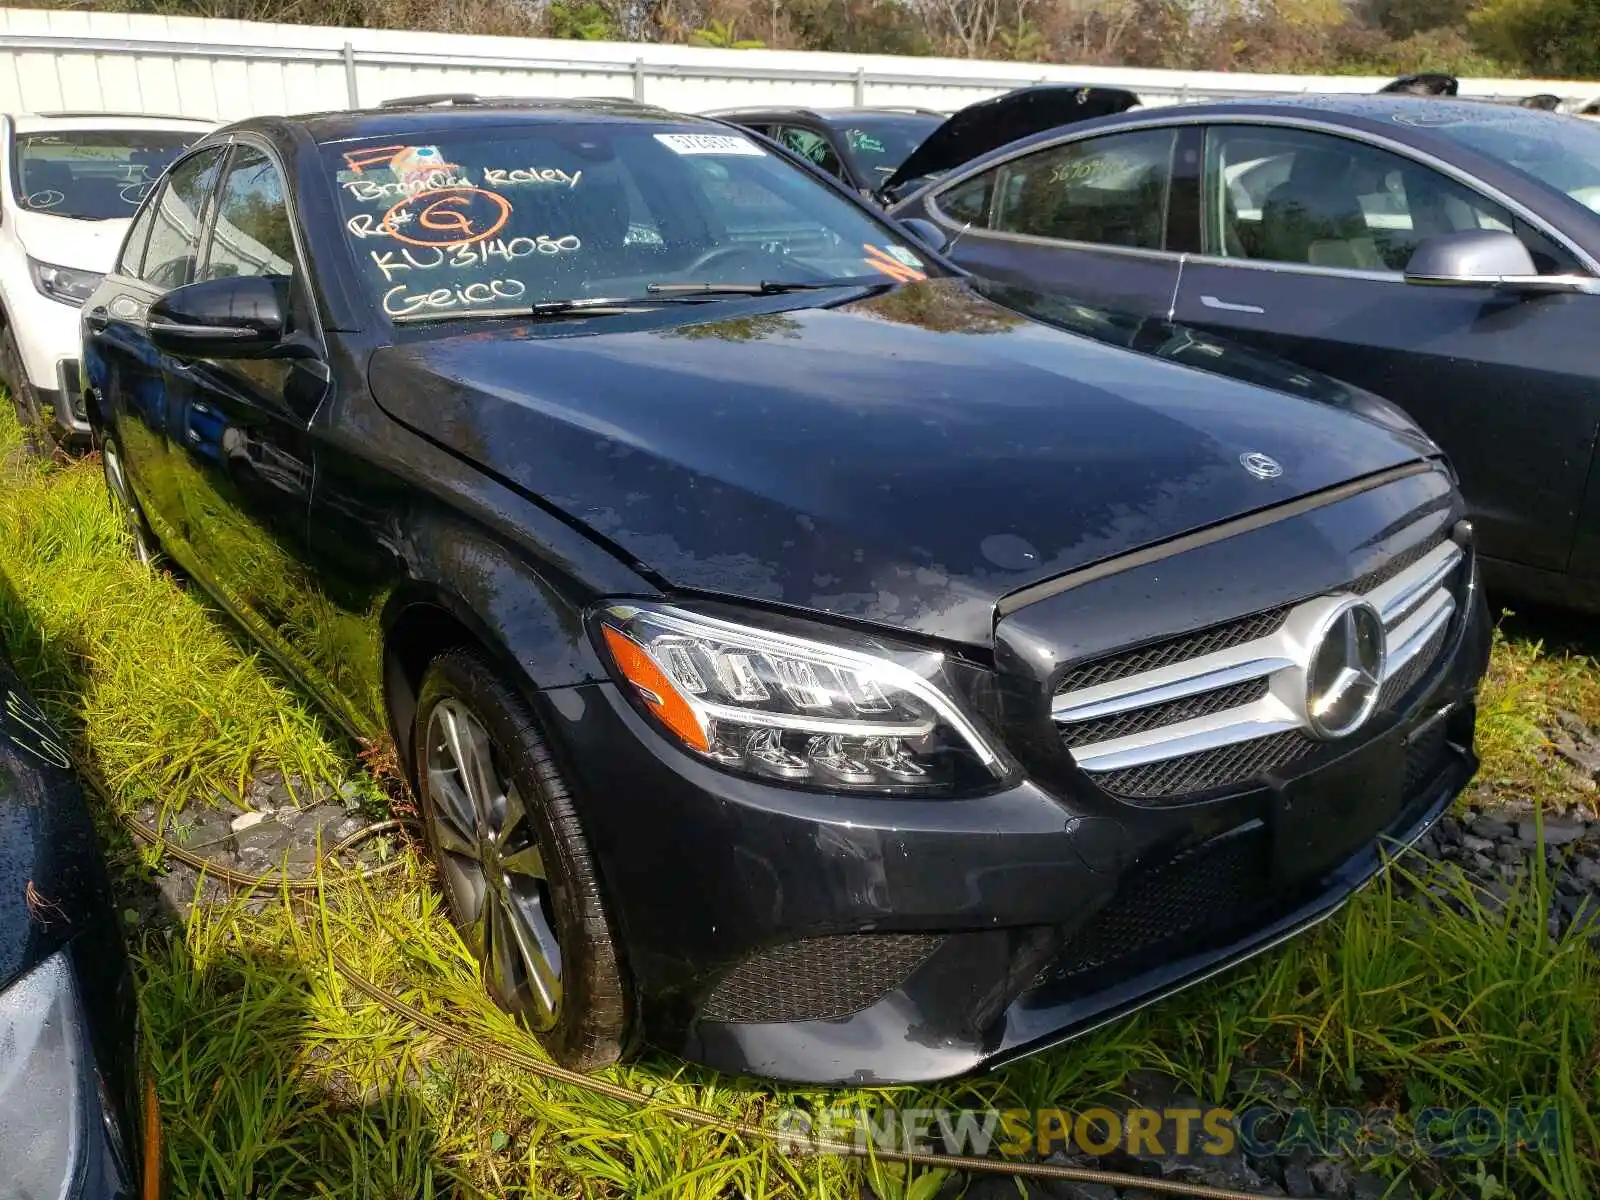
[99,434,160,566]
[0,326,49,457]
[413,648,630,1070]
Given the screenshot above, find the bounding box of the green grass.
[0,407,1595,1197]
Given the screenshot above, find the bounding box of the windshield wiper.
[391,297,658,324]
[391,281,884,325]
[645,279,869,296]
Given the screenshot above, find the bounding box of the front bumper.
[546,577,1488,1084]
[13,285,91,431]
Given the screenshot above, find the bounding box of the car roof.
[11,112,215,132]
[233,95,709,143]
[709,106,944,123]
[946,93,1581,171]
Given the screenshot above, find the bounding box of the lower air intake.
[701,933,944,1024]
[1034,825,1271,986]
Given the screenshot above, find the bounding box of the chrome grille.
[1056,607,1290,694]
[1064,677,1271,747]
[1056,526,1463,802]
[1089,730,1313,799]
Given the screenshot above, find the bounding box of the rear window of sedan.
[324,122,931,320]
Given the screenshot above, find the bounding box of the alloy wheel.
[425,697,564,1029]
[102,442,153,566]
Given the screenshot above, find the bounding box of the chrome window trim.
[1055,535,1463,773]
[1182,253,1401,283]
[924,218,1187,264]
[921,109,1599,279]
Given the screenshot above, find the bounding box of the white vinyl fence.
[0,6,1594,125]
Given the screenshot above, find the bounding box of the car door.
[162,141,332,667]
[1172,121,1600,576]
[83,145,226,547]
[913,125,1197,317]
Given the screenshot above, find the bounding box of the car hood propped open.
[370,280,1429,646]
[879,84,1142,199]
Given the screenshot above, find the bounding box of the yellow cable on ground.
[119,808,1277,1200]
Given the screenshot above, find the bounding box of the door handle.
[1200,294,1266,315]
[84,307,110,332]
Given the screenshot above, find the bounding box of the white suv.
[0,111,212,447]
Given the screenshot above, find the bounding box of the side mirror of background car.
[147,276,295,359]
[1403,230,1600,295]
[898,217,948,253]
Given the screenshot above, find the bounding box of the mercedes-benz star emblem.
[1240,451,1283,480]
[1304,599,1386,739]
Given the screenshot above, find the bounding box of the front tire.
[413,648,629,1070]
[100,434,159,566]
[0,326,49,456]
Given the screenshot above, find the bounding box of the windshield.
[12,130,197,220]
[1420,110,1600,214]
[326,123,933,321]
[835,115,943,181]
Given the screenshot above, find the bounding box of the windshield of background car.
[12,130,196,220]
[835,115,943,180]
[1417,110,1600,214]
[324,123,934,319]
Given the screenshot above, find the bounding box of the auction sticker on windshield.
[654,133,766,156]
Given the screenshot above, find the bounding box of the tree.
[545,0,620,38]
[689,16,764,45]
[902,0,1037,57]
[1470,0,1600,75]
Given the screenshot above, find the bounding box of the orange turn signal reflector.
[601,624,710,752]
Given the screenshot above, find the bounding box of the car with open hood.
[0,111,212,449]
[889,93,1600,614]
[82,97,1488,1085]
[713,85,1141,208]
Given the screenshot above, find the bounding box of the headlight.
[29,258,103,307]
[0,952,86,1198]
[593,602,1007,795]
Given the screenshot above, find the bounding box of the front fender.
[379,512,659,773]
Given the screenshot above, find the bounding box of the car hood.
[370,279,1429,646]
[880,84,1141,197]
[0,651,115,992]
[11,209,128,273]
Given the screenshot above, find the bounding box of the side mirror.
[898,217,948,253]
[147,275,290,359]
[1403,229,1599,295]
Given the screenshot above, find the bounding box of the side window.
[776,126,845,179]
[934,172,993,228]
[989,129,1176,250]
[116,192,159,278]
[200,146,296,285]
[140,147,224,291]
[1204,126,1518,272]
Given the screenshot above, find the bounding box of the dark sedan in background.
[701,104,945,197]
[0,640,148,1196]
[890,96,1600,612]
